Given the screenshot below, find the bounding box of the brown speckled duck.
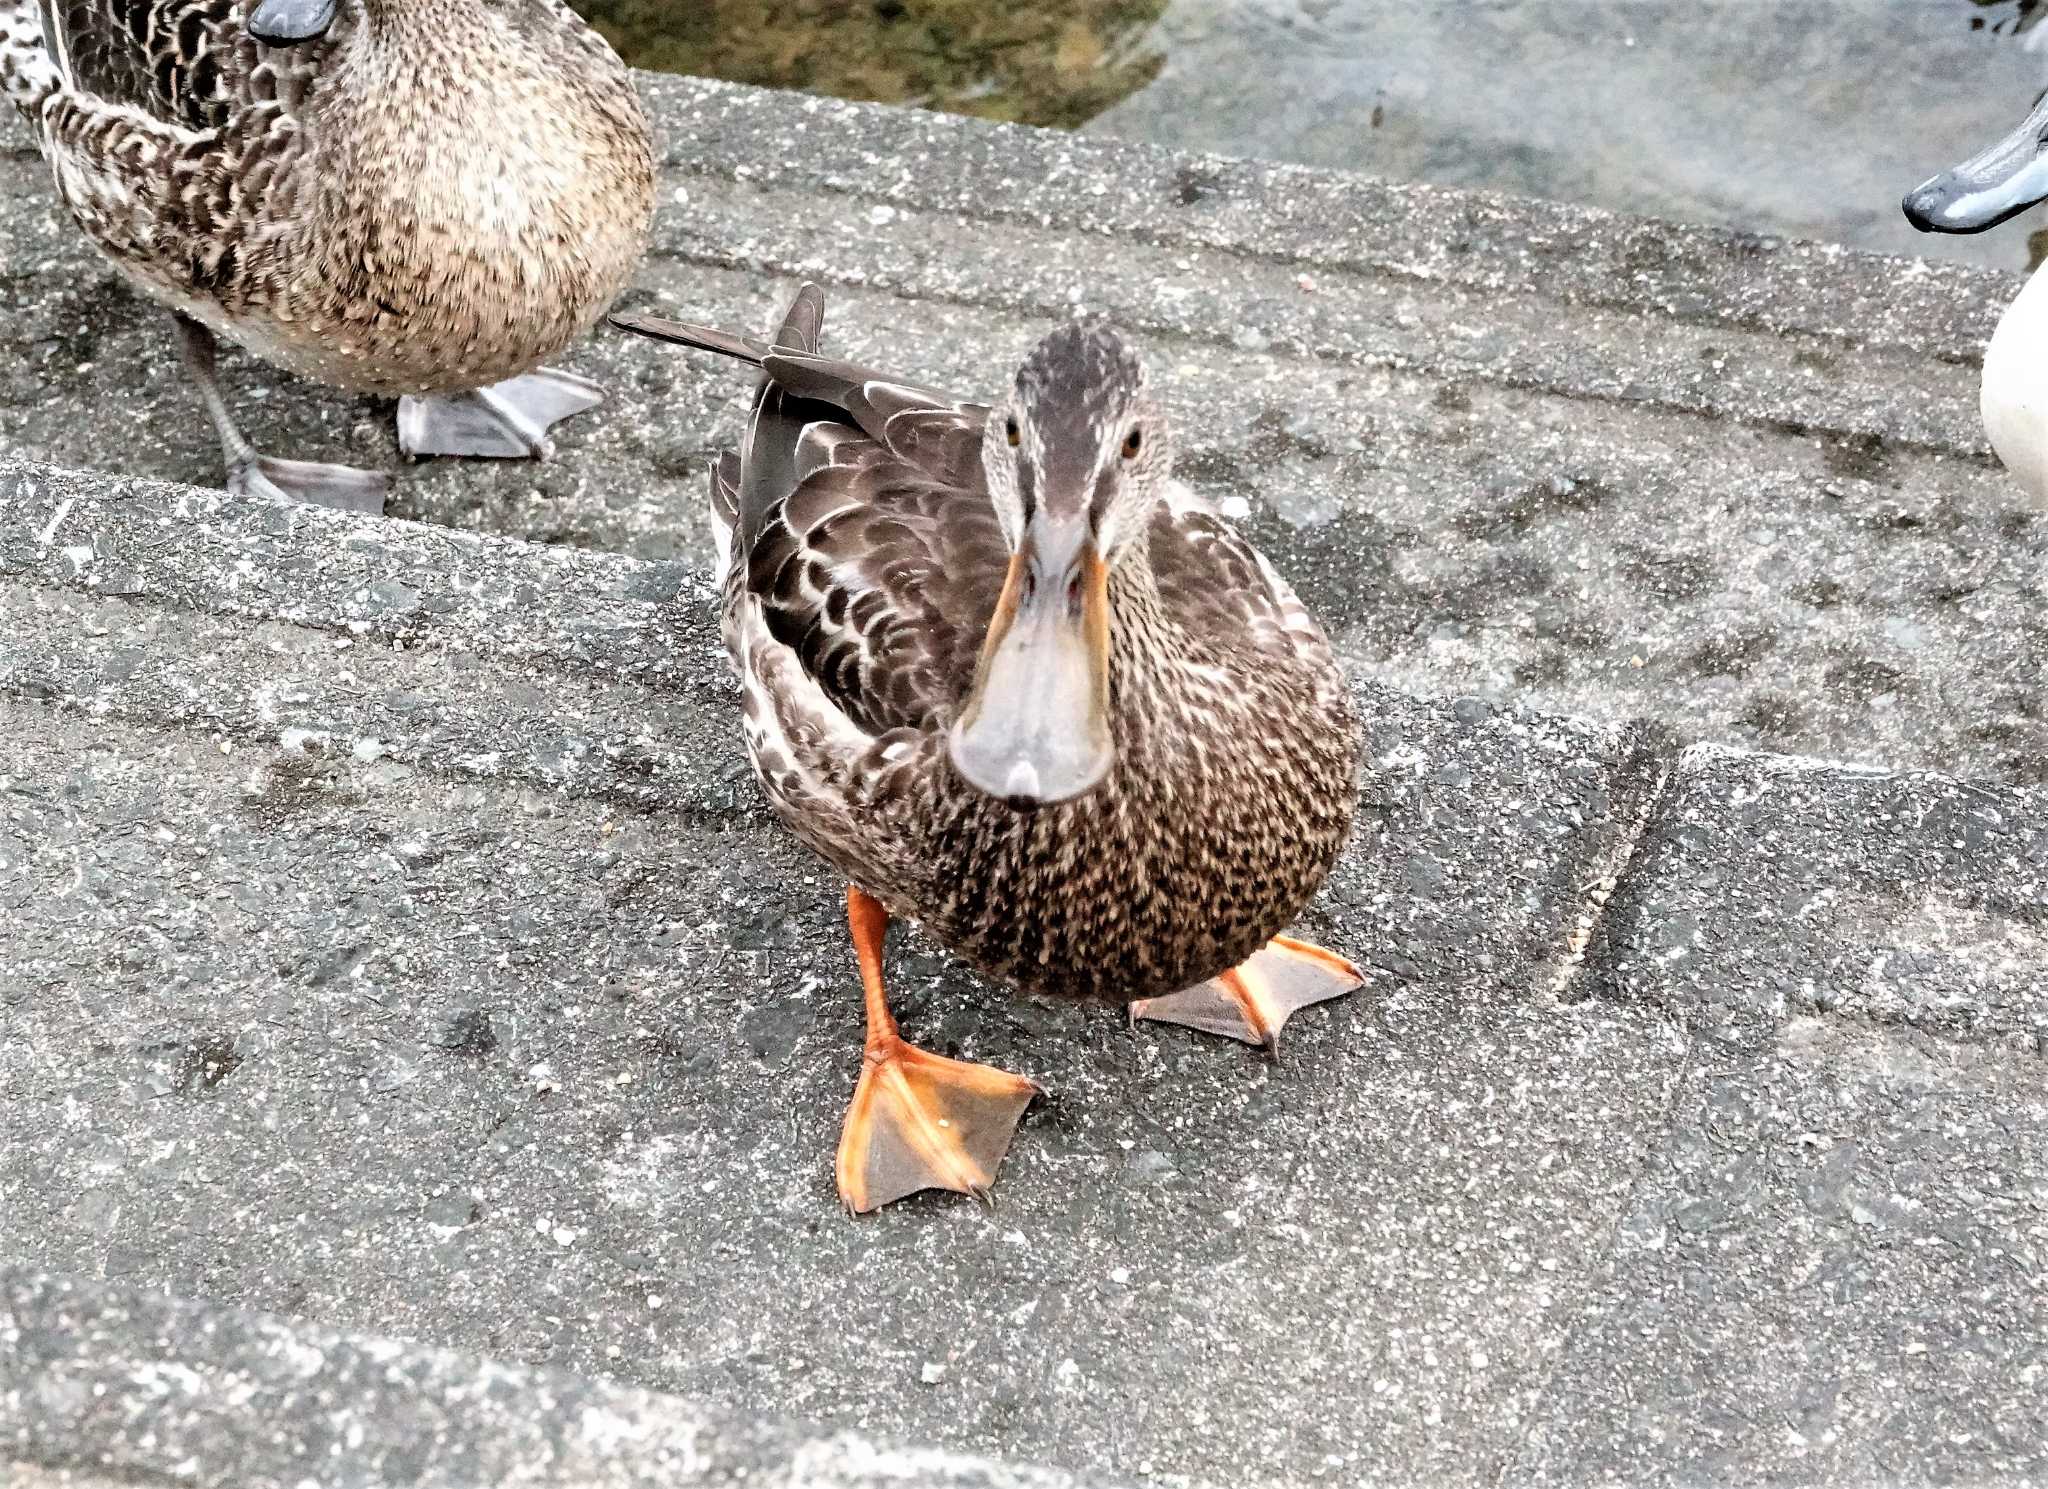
[2,0,653,510]
[616,285,1364,1214]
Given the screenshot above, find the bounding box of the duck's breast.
[1981,262,2048,509]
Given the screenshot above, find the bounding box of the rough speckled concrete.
[0,460,1680,1488]
[5,74,2046,784]
[1,1269,1103,1489]
[1515,744,2048,1489]
[5,457,2046,1489]
[5,71,2048,1489]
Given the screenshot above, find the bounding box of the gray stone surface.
[1,1269,1102,1488]
[6,75,2047,784]
[0,460,1680,1488]
[4,71,2048,1489]
[1513,745,2048,1488]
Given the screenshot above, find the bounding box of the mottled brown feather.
[4,0,653,396]
[666,286,1360,1004]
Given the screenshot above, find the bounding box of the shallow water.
[575,0,2048,270]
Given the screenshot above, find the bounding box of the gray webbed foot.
[397,368,605,460]
[174,315,389,515]
[229,455,390,514]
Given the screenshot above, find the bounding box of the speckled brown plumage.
[2,0,653,396]
[662,286,1359,1005]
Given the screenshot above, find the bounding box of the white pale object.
[1981,260,2048,508]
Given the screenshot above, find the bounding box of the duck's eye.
[1005,417,1021,448]
[1121,426,1143,460]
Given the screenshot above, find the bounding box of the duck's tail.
[0,0,60,119]
[610,282,824,369]
[614,285,829,576]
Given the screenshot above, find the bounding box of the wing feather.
[744,440,1007,740]
[1151,482,1339,670]
[48,0,254,129]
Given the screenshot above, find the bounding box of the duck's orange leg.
[835,887,1040,1214]
[1130,935,1364,1055]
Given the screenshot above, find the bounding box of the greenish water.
[572,0,2048,271]
[574,0,1167,128]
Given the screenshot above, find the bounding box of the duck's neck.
[1102,557,1201,751]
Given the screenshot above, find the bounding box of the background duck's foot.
[397,369,604,460]
[229,454,389,514]
[1131,935,1364,1054]
[174,314,387,514]
[836,1035,1039,1215]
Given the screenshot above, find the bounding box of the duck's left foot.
[1131,935,1364,1054]
[397,368,604,460]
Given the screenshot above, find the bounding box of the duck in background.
[1905,90,2048,505]
[616,285,1365,1214]
[1,0,653,510]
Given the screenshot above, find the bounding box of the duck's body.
[1905,93,2048,508]
[620,287,1363,1212]
[2,0,653,506]
[1980,257,2048,505]
[729,418,1357,1003]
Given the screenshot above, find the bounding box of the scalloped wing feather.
[1154,481,1338,669]
[744,431,1009,741]
[15,0,323,304]
[47,0,257,129]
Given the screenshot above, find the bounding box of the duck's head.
[949,323,1172,808]
[1903,91,2048,235]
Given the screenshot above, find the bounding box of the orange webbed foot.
[835,884,1039,1214]
[1130,935,1364,1055]
[836,1035,1040,1214]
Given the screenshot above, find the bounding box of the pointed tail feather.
[609,282,825,366]
[773,282,825,356]
[609,309,770,365]
[616,286,841,559]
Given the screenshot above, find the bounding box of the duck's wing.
[25,0,314,301]
[740,380,1006,741]
[625,289,1007,740]
[36,0,266,129]
[1151,483,1341,672]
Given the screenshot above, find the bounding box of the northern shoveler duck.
[615,285,1365,1214]
[1,0,653,510]
[1905,92,2048,506]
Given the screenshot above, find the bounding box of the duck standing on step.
[0,0,653,510]
[1905,92,2048,506]
[616,285,1365,1214]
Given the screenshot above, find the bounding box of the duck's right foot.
[837,1032,1040,1215]
[228,454,390,515]
[835,884,1039,1214]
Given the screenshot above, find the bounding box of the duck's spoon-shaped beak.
[949,513,1113,807]
[1904,91,2048,235]
[247,0,337,47]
